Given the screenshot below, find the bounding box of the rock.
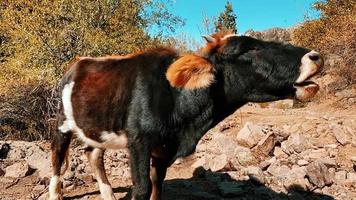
[319,157,337,168]
[350,156,356,165]
[218,181,245,197]
[267,161,290,179]
[304,149,328,160]
[209,154,233,172]
[192,154,233,172]
[33,184,46,191]
[306,161,333,188]
[334,170,347,185]
[259,157,276,170]
[245,28,292,43]
[0,168,5,176]
[284,177,311,191]
[273,147,288,159]
[254,133,277,155]
[244,166,265,184]
[236,122,265,148]
[281,132,311,155]
[331,124,352,145]
[78,174,94,185]
[297,160,309,166]
[5,162,32,178]
[192,156,208,169]
[233,146,256,167]
[345,172,356,187]
[210,135,240,158]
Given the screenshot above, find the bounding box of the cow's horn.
[202,35,216,43]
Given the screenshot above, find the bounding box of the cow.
[49,30,323,200]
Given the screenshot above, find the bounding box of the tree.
[215,1,237,33]
[293,0,355,86]
[0,0,184,140]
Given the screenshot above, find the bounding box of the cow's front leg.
[150,157,170,200]
[129,139,152,200]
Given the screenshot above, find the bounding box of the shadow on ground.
[66,167,334,200]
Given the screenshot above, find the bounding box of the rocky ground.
[0,87,355,200]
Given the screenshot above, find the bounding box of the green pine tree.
[215,1,237,33]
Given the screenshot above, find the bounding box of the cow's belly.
[59,81,128,149]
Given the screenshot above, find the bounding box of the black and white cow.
[49,31,323,200]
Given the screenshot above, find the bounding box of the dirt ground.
[0,93,355,200]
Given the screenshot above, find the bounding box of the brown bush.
[0,82,58,141]
[292,0,355,87]
[0,0,183,141]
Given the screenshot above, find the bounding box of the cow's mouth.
[294,50,323,102]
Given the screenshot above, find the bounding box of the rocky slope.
[0,91,355,200]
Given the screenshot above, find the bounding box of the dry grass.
[0,82,59,141]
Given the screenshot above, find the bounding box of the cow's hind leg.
[85,147,117,200]
[49,131,72,200]
[150,157,170,200]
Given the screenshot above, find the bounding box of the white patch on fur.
[60,82,128,149]
[90,148,117,200]
[48,175,60,200]
[60,82,103,148]
[98,181,117,200]
[221,33,238,40]
[100,131,128,149]
[295,50,320,83]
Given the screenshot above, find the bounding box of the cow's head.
[167,31,323,103]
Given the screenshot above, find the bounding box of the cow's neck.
[172,68,246,158]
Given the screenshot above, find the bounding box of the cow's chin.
[294,81,319,102]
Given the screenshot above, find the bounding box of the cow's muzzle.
[294,50,324,101]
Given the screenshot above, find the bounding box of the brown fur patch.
[166,54,214,89]
[200,29,235,56]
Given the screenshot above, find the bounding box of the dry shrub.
[0,0,183,141]
[292,0,356,88]
[0,81,58,141]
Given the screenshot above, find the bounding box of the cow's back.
[59,47,178,144]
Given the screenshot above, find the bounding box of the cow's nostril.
[309,54,320,61]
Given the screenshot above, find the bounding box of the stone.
[331,124,352,145]
[233,146,256,167]
[5,162,32,178]
[306,161,333,188]
[284,177,311,191]
[25,144,52,178]
[350,156,356,165]
[345,172,356,187]
[273,147,288,159]
[192,156,208,169]
[297,160,309,166]
[319,157,337,168]
[259,157,276,170]
[334,170,347,185]
[236,122,265,148]
[208,154,232,172]
[210,135,240,158]
[78,174,94,185]
[281,132,311,155]
[0,168,5,176]
[267,161,290,179]
[244,166,265,184]
[301,149,328,162]
[254,133,277,155]
[33,184,46,191]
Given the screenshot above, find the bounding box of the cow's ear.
[166,54,214,90]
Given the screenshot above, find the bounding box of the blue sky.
[164,0,320,42]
